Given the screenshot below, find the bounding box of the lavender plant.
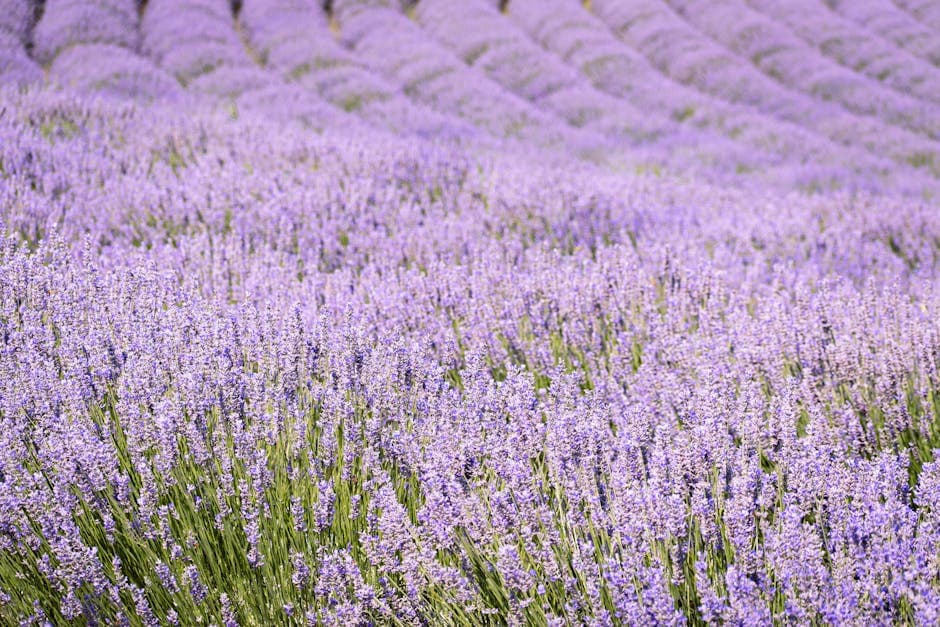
[662,0,940,133]
[31,0,140,65]
[828,0,940,68]
[892,0,940,33]
[238,0,473,138]
[745,0,940,103]
[590,0,940,180]
[0,0,939,624]
[0,0,42,88]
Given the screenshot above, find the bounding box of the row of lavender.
[2,86,940,624]
[2,0,940,193]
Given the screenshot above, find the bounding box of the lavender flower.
[0,3,939,623]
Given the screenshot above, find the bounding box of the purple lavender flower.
[0,3,939,623]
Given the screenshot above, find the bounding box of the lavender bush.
[893,0,940,33]
[0,0,939,624]
[239,0,473,138]
[590,0,940,181]
[745,0,940,103]
[0,0,42,88]
[829,0,940,67]
[31,0,140,65]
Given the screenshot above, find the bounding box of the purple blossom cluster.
[142,0,267,94]
[50,43,185,102]
[0,0,42,87]
[0,0,939,624]
[0,33,41,88]
[668,0,940,151]
[746,0,940,105]
[32,0,140,64]
[590,0,940,181]
[412,0,664,143]
[894,0,940,32]
[0,0,936,192]
[0,0,34,41]
[332,0,592,148]
[830,0,940,67]
[238,0,471,137]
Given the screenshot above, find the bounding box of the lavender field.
[2,0,940,625]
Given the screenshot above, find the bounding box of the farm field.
[2,0,940,624]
